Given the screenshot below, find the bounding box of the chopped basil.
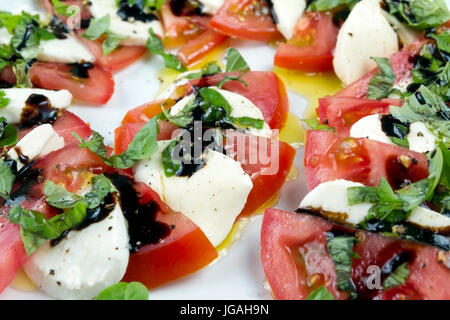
[0,117,18,147]
[308,0,360,12]
[0,90,10,108]
[96,282,149,300]
[102,32,126,56]
[383,262,410,289]
[430,30,450,53]
[303,118,336,132]
[225,48,250,73]
[7,201,88,255]
[147,28,186,72]
[84,174,117,209]
[228,116,264,130]
[305,286,335,300]
[145,0,166,11]
[13,61,32,88]
[326,235,357,297]
[51,0,79,17]
[0,159,14,199]
[368,57,396,100]
[0,12,22,34]
[162,140,181,177]
[74,117,160,169]
[385,0,450,30]
[82,15,111,40]
[347,185,378,205]
[184,62,223,80]
[198,87,233,115]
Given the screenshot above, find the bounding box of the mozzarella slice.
[134,140,253,247]
[350,115,437,153]
[38,35,95,64]
[24,202,130,300]
[89,0,164,46]
[7,124,65,170]
[300,179,373,225]
[170,87,273,138]
[299,179,450,231]
[199,0,225,15]
[272,0,306,40]
[406,122,436,154]
[0,88,72,124]
[350,114,393,145]
[333,0,399,85]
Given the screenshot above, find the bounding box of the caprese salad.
[261,17,450,300]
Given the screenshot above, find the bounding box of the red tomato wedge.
[177,29,228,66]
[261,209,450,300]
[317,97,403,135]
[336,39,427,98]
[29,62,114,105]
[304,130,429,190]
[77,35,148,72]
[274,12,338,72]
[210,0,281,42]
[122,183,218,288]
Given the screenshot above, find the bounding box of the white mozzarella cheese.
[38,35,95,64]
[333,0,399,85]
[350,114,392,145]
[24,203,130,300]
[381,10,421,46]
[406,122,436,154]
[299,179,450,231]
[272,0,306,40]
[170,87,273,138]
[134,140,253,247]
[299,179,373,225]
[199,0,225,15]
[89,0,164,46]
[350,115,437,153]
[7,124,65,170]
[0,88,72,124]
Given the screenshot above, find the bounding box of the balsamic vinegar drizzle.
[117,0,158,22]
[19,94,59,129]
[106,173,171,253]
[70,62,94,79]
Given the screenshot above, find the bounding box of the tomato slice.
[304,130,429,190]
[210,0,281,42]
[261,209,450,300]
[122,183,218,288]
[29,62,114,105]
[177,29,228,66]
[77,34,147,72]
[336,39,427,98]
[274,12,338,72]
[317,97,403,135]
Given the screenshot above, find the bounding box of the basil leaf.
[75,117,160,169]
[0,159,14,199]
[0,12,22,34]
[368,57,396,100]
[161,100,195,127]
[347,186,378,205]
[51,0,79,17]
[326,235,357,297]
[228,116,264,130]
[305,286,335,300]
[308,0,359,11]
[430,30,450,53]
[439,143,450,189]
[82,15,110,40]
[0,117,18,147]
[12,62,32,88]
[84,174,117,209]
[184,62,222,80]
[198,87,232,115]
[383,262,410,289]
[162,140,181,177]
[0,90,10,108]
[102,31,126,55]
[147,29,186,72]
[386,0,450,30]
[7,202,88,255]
[217,75,248,89]
[303,118,336,132]
[44,180,83,209]
[96,282,149,300]
[225,48,250,73]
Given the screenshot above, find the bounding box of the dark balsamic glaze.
[381,251,414,276]
[117,0,158,22]
[5,163,42,207]
[170,0,204,16]
[19,94,59,129]
[16,20,39,51]
[80,19,91,29]
[106,173,171,253]
[69,62,94,79]
[264,0,278,25]
[49,16,70,39]
[380,114,409,140]
[50,193,117,247]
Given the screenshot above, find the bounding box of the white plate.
[0,0,309,300]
